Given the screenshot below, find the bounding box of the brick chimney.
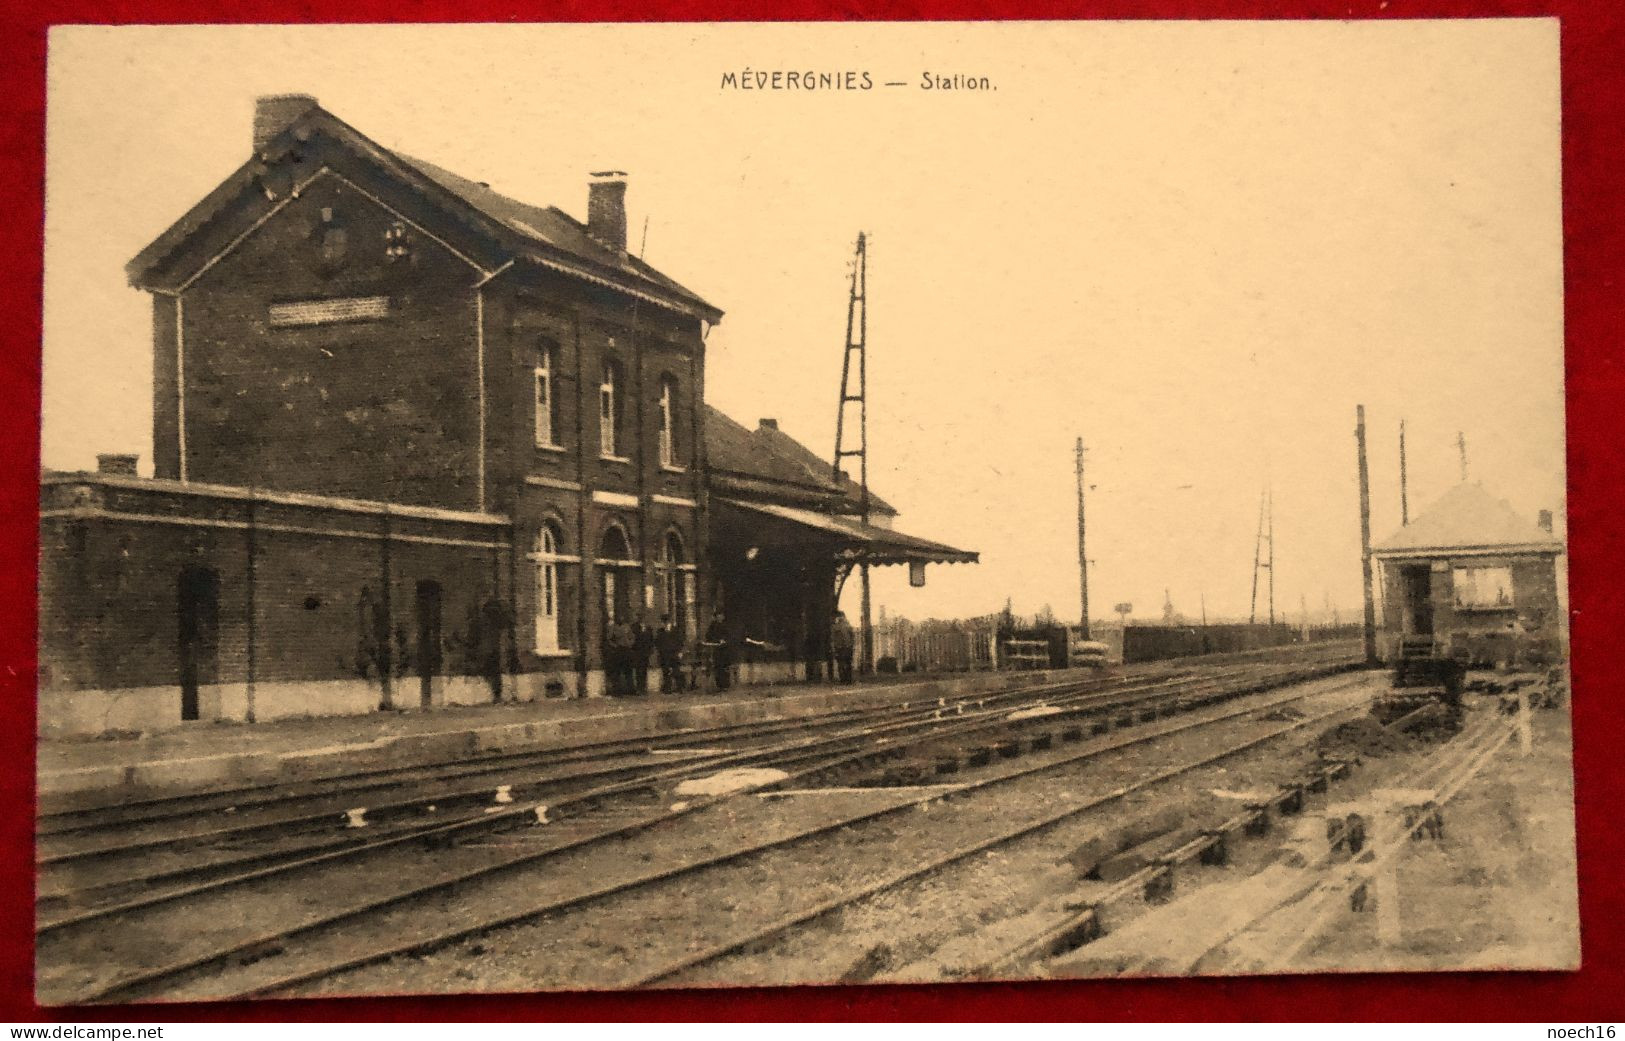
[253,94,319,153]
[1538,509,1554,533]
[758,418,778,431]
[96,453,139,477]
[587,171,628,254]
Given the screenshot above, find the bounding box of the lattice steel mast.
[833,233,873,674]
[1249,484,1275,626]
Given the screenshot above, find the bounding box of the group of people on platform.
[602,613,688,697]
[601,609,860,697]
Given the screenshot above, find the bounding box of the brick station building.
[38,95,974,735]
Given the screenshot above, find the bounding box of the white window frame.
[599,362,619,459]
[1452,565,1515,611]
[598,524,635,624]
[531,525,569,654]
[534,347,557,449]
[658,378,677,467]
[659,530,683,623]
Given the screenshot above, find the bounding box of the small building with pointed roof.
[1370,482,1565,666]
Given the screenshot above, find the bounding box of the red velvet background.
[0,0,1619,1022]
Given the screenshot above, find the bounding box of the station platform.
[36,668,1089,804]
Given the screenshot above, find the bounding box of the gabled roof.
[704,405,897,516]
[1372,482,1563,556]
[400,155,716,315]
[127,101,722,322]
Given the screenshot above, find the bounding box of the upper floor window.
[534,344,559,449]
[658,377,679,467]
[599,360,622,459]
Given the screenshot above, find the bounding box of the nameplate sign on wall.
[268,296,390,327]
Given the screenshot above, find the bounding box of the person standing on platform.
[632,612,655,696]
[705,610,733,692]
[832,610,857,684]
[657,614,685,694]
[606,616,635,696]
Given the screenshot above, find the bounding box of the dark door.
[477,598,508,702]
[177,566,220,722]
[415,580,443,708]
[1403,566,1434,636]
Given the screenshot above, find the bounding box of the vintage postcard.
[35,20,1573,1002]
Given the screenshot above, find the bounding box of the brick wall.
[1376,552,1564,663]
[161,164,485,511]
[37,478,523,726]
[487,275,708,685]
[122,133,721,715]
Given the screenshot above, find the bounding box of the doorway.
[415,580,443,708]
[1402,565,1434,636]
[177,566,220,722]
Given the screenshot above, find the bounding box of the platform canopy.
[715,498,978,566]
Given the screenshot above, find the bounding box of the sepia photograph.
[32,19,1574,1004]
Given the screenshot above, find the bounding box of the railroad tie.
[1143,861,1177,904]
[1198,830,1230,866]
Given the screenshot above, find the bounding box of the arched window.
[598,523,634,624]
[658,529,686,631]
[532,522,567,653]
[534,343,558,449]
[599,360,620,458]
[658,376,678,467]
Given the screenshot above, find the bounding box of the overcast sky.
[42,20,1565,625]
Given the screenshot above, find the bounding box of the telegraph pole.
[1357,405,1378,664]
[1399,418,1410,525]
[1075,437,1090,639]
[1249,490,1265,625]
[1266,484,1275,627]
[1457,430,1469,483]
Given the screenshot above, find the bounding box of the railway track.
[38,645,1354,910]
[38,653,1265,852]
[800,694,1521,987]
[1180,709,1522,976]
[39,669,1162,914]
[36,644,1359,1003]
[37,642,1348,836]
[623,670,1375,989]
[35,657,1300,925]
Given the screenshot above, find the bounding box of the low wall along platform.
[37,668,1085,804]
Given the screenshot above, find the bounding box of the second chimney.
[758,418,778,431]
[1538,509,1554,533]
[587,171,629,254]
[253,94,318,154]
